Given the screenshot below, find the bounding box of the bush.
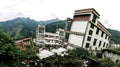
[99,58,115,67]
[67,47,90,59]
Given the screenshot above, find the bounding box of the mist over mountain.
[0,17,120,44]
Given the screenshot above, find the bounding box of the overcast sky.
[0,0,120,30]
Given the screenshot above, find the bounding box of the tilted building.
[67,8,111,50]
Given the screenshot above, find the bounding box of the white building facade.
[68,8,111,50]
[35,25,45,46]
[35,25,65,46]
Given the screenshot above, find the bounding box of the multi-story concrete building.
[35,25,65,46]
[44,32,59,45]
[68,8,111,50]
[35,25,45,46]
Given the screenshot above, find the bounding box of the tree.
[19,46,36,60]
[0,31,19,65]
[67,47,90,59]
[0,31,37,66]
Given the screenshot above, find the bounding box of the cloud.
[0,0,120,30]
[103,19,109,24]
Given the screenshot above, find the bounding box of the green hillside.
[108,29,120,44]
[0,17,65,39]
[46,20,66,33]
[0,18,38,39]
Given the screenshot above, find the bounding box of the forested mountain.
[0,17,120,44]
[46,20,66,33]
[0,17,63,39]
[108,29,120,44]
[0,18,38,39]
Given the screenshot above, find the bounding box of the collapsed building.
[15,37,33,50]
[34,25,67,59]
[35,25,65,47]
[34,8,112,59]
[35,8,111,51]
[66,8,111,51]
